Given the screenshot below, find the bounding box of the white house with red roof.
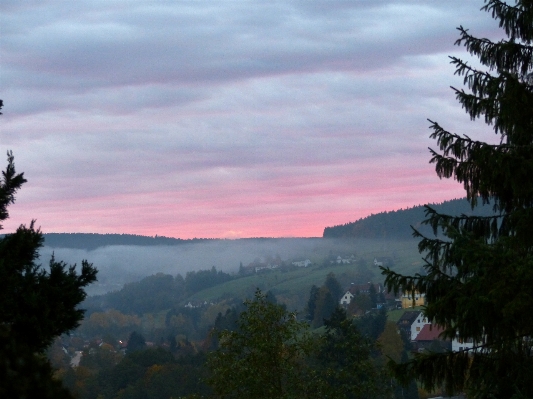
[410,313,431,340]
[414,324,451,352]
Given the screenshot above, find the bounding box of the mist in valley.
[38,237,418,296]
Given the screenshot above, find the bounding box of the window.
[416,327,420,331]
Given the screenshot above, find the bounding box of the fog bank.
[39,238,385,295]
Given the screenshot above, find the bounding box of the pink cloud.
[0,1,491,239]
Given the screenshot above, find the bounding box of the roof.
[348,282,383,295]
[397,311,421,325]
[415,324,445,341]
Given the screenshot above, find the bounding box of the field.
[187,238,422,310]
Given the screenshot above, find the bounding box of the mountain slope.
[323,198,495,239]
[42,233,211,250]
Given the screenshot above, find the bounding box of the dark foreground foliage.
[0,145,98,397]
[382,1,533,398]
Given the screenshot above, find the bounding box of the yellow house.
[401,290,425,308]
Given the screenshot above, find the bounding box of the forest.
[323,198,496,239]
[42,233,211,250]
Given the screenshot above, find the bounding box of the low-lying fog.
[39,238,393,296]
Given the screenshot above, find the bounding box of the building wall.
[340,291,353,305]
[410,315,431,340]
[401,291,425,308]
[451,336,475,352]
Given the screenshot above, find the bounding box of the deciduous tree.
[313,307,390,399]
[377,322,404,364]
[206,289,314,398]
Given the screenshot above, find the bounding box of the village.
[338,280,475,354]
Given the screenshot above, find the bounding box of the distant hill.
[323,198,496,239]
[39,199,495,248]
[42,233,212,250]
[41,234,321,251]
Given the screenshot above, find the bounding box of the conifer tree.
[305,284,319,322]
[0,103,98,397]
[382,2,533,398]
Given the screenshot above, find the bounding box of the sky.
[0,1,503,239]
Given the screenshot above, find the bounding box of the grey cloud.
[0,0,498,238]
[2,1,493,95]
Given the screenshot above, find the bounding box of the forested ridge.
[21,198,496,249]
[41,234,322,250]
[323,198,495,239]
[42,199,494,247]
[42,233,212,250]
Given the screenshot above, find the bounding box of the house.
[397,310,427,340]
[185,301,203,308]
[339,282,383,306]
[255,263,279,273]
[292,259,311,267]
[413,324,451,352]
[401,290,425,308]
[374,256,395,267]
[336,255,354,264]
[451,335,475,352]
[340,290,354,306]
[70,351,83,368]
[352,282,383,295]
[329,254,356,265]
[410,312,431,340]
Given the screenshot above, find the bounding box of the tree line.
[42,233,211,250]
[60,289,419,399]
[84,267,235,316]
[323,198,496,239]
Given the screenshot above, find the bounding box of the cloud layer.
[1,1,502,238]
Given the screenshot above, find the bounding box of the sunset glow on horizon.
[1,1,499,239]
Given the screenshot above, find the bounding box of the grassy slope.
[187,239,422,309]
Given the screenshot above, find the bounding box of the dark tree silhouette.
[305,285,320,322]
[382,2,533,397]
[0,102,98,398]
[126,331,147,353]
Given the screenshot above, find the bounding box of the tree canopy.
[206,289,315,398]
[382,2,533,398]
[313,308,389,399]
[206,290,391,399]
